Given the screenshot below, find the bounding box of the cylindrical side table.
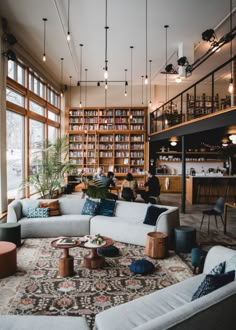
[0,223,21,247]
[145,232,169,259]
[174,226,197,253]
[0,241,17,278]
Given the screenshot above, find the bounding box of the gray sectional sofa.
[7,195,180,247]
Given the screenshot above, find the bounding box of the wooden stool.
[0,241,17,278]
[145,232,168,259]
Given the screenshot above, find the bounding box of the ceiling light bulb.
[145,75,148,85]
[60,91,63,97]
[149,101,152,107]
[104,70,108,80]
[222,143,228,147]
[170,141,177,146]
[229,134,236,144]
[79,101,82,108]
[228,81,233,93]
[42,54,46,62]
[105,82,108,90]
[125,91,127,96]
[67,32,71,41]
[164,119,168,125]
[176,76,181,83]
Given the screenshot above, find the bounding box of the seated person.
[141,170,160,204]
[121,173,138,202]
[106,171,118,200]
[93,167,108,186]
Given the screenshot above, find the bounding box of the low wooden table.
[224,202,236,234]
[80,236,114,269]
[145,232,168,259]
[51,238,80,277]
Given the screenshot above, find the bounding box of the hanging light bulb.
[105,81,108,89]
[228,0,233,95]
[42,18,47,62]
[60,57,64,97]
[124,69,128,96]
[228,78,234,93]
[67,0,71,42]
[176,76,182,83]
[144,0,148,85]
[104,1,109,80]
[149,59,152,107]
[79,44,83,108]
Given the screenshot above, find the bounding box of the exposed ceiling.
[0,0,235,89]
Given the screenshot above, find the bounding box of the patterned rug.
[0,238,193,329]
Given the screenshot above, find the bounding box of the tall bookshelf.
[66,106,148,185]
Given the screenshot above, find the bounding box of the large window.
[6,88,25,107]
[8,60,25,86]
[6,111,25,199]
[48,125,58,143]
[29,100,45,116]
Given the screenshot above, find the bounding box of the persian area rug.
[0,238,193,329]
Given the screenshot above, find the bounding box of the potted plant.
[22,136,76,198]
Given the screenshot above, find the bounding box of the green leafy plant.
[23,136,76,198]
[85,178,109,199]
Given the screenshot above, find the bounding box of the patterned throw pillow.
[225,255,236,280]
[27,207,49,218]
[96,199,116,216]
[81,198,99,216]
[39,200,61,216]
[209,261,226,275]
[191,270,235,301]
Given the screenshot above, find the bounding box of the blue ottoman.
[174,226,197,253]
[0,223,21,247]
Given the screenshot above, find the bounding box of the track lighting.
[2,49,16,61]
[202,29,217,42]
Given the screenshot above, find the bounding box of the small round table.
[145,232,168,259]
[0,241,17,278]
[0,223,21,247]
[80,236,114,269]
[51,238,80,277]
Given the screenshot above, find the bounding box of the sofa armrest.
[7,200,22,223]
[203,245,236,274]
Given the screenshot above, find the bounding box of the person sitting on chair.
[141,170,160,204]
[121,173,138,202]
[106,171,118,200]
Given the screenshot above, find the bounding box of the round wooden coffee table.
[80,236,114,269]
[51,238,80,277]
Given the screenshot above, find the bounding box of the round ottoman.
[145,232,169,259]
[0,241,17,278]
[0,223,21,247]
[174,226,197,253]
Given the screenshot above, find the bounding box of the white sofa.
[95,245,236,330]
[7,196,179,247]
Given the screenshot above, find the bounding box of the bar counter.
[186,175,236,204]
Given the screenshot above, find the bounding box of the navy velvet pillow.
[143,206,167,226]
[191,270,235,301]
[98,245,119,257]
[129,259,155,274]
[97,199,116,216]
[81,198,99,216]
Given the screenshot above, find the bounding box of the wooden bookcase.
[66,106,148,186]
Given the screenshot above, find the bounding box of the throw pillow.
[129,259,155,274]
[97,199,116,216]
[39,200,61,216]
[225,254,236,280]
[191,270,235,301]
[98,245,120,257]
[209,261,225,275]
[143,206,167,226]
[27,207,49,218]
[81,198,99,216]
[22,200,40,217]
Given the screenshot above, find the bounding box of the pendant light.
[149,59,152,107]
[85,68,88,107]
[67,0,71,42]
[130,46,134,108]
[228,0,233,94]
[69,75,72,107]
[104,0,109,82]
[164,25,169,103]
[79,44,83,108]
[42,18,47,62]
[124,69,128,96]
[141,75,144,105]
[145,0,148,85]
[60,57,64,97]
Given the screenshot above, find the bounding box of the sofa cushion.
[21,200,40,217]
[97,199,116,216]
[191,270,235,301]
[27,207,49,218]
[225,254,236,279]
[209,261,225,275]
[39,200,61,216]
[129,259,155,274]
[143,206,167,226]
[81,198,99,216]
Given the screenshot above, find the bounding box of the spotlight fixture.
[3,33,17,45]
[2,49,16,61]
[42,18,47,62]
[67,0,71,41]
[177,56,189,67]
[145,0,148,85]
[165,63,178,74]
[202,29,217,42]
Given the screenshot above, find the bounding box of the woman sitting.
[121,173,138,202]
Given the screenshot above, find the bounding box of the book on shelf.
[56,238,77,246]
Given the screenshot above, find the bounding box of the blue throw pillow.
[129,259,155,274]
[225,255,236,280]
[191,270,235,301]
[209,261,225,275]
[97,199,116,216]
[143,206,167,226]
[81,198,99,216]
[27,207,49,218]
[98,245,119,257]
